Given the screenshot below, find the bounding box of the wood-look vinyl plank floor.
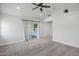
[0,37,79,56]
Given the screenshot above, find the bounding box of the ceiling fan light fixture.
[40,13,42,16]
[48,14,51,17]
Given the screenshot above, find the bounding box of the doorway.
[23,20,40,41]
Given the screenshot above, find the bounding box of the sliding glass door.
[23,20,39,41]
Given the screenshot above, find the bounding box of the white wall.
[0,15,1,39]
[0,13,25,46]
[40,22,52,38]
[0,4,1,39]
[52,4,79,48]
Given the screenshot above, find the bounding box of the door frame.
[22,19,40,41]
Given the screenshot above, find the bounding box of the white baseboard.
[40,35,52,38]
[0,40,25,46]
[53,39,79,49]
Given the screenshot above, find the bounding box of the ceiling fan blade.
[40,8,43,12]
[41,5,50,8]
[39,3,43,6]
[32,7,39,10]
[32,3,38,6]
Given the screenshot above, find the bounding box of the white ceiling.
[0,3,79,20]
[0,3,54,20]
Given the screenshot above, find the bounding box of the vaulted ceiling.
[0,3,54,20]
[0,3,78,20]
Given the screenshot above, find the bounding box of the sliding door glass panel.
[23,21,40,41]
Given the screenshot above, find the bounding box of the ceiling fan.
[32,3,51,12]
